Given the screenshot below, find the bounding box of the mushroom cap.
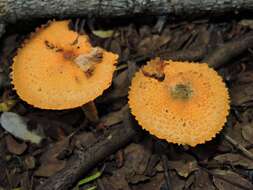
[128,60,230,146]
[11,20,118,110]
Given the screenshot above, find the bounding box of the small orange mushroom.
[11,20,118,110]
[128,59,230,146]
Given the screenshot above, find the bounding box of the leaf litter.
[0,17,253,189]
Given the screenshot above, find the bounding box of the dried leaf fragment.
[74,47,103,77]
[0,112,43,144]
[142,58,166,80]
[5,135,27,155]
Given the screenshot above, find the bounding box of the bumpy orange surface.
[11,20,118,109]
[128,60,230,146]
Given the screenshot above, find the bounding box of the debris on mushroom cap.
[128,59,230,146]
[74,47,103,77]
[11,20,118,110]
[142,57,165,80]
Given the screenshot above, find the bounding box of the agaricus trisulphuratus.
[11,20,118,110]
[128,58,230,146]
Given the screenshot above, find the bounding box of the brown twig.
[203,34,253,68]
[223,134,253,161]
[36,111,137,190]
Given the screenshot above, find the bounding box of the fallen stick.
[223,134,253,161]
[36,121,137,190]
[2,0,253,23]
[1,0,253,38]
[203,34,253,68]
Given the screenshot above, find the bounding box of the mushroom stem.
[170,84,193,100]
[81,101,99,123]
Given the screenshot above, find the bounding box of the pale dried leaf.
[239,19,253,29]
[0,112,43,144]
[92,30,114,38]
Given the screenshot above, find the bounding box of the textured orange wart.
[128,59,230,146]
[11,20,118,110]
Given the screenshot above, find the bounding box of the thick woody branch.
[0,0,253,37]
[1,0,253,23]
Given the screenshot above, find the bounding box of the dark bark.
[36,121,137,190]
[1,0,253,23]
[1,0,253,37]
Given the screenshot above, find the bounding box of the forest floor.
[0,16,253,190]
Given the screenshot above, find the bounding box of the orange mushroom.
[128,59,230,146]
[11,20,118,110]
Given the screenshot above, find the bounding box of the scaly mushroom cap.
[11,20,118,110]
[128,59,230,146]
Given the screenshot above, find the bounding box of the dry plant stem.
[204,34,253,68]
[81,101,99,123]
[224,134,253,161]
[36,123,137,190]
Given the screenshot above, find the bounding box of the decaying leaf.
[0,112,43,144]
[211,169,253,190]
[169,171,185,190]
[132,173,165,190]
[214,152,253,169]
[193,170,215,190]
[124,144,151,184]
[115,143,152,184]
[241,122,253,143]
[184,172,195,189]
[97,68,130,103]
[35,161,66,177]
[230,71,253,106]
[137,31,171,55]
[100,173,131,190]
[35,138,70,177]
[167,153,199,178]
[101,105,128,126]
[5,135,27,155]
[23,155,36,170]
[219,121,250,151]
